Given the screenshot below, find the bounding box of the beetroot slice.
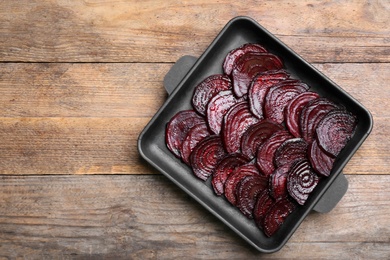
[264,81,309,124]
[263,198,296,237]
[190,135,227,181]
[223,43,268,75]
[274,137,308,168]
[224,162,261,206]
[192,74,232,116]
[308,139,335,177]
[231,52,284,97]
[253,190,275,230]
[248,70,291,119]
[206,90,244,134]
[269,164,291,199]
[316,109,357,157]
[287,159,319,205]
[285,91,320,137]
[222,101,260,154]
[240,120,284,159]
[181,122,211,165]
[299,98,339,143]
[211,153,250,196]
[236,175,268,219]
[166,110,205,158]
[256,130,293,176]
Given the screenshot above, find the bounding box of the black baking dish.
[138,16,373,253]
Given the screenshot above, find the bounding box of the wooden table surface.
[1,1,389,259]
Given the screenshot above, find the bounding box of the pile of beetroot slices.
[165,43,357,237]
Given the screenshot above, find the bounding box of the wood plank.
[0,174,388,258]
[0,0,388,62]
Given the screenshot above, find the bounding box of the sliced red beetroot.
[316,109,357,157]
[223,43,268,75]
[240,120,284,159]
[287,159,319,205]
[285,91,320,137]
[181,122,211,165]
[253,190,275,230]
[248,70,291,119]
[264,81,309,124]
[224,162,261,206]
[222,101,260,154]
[274,138,308,168]
[211,153,250,196]
[299,98,339,143]
[231,52,284,97]
[308,139,335,177]
[206,90,244,134]
[192,74,232,116]
[269,164,291,199]
[263,198,296,237]
[166,110,205,158]
[256,130,293,176]
[190,135,227,181]
[236,175,268,219]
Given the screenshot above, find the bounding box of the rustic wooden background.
[0,0,389,259]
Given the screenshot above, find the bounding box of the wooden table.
[0,1,389,258]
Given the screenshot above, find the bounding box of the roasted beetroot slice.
[236,175,268,219]
[287,159,319,205]
[285,91,320,137]
[192,74,232,116]
[181,122,211,165]
[222,101,260,154]
[256,130,293,176]
[316,109,357,157]
[253,190,275,229]
[231,52,284,97]
[299,98,340,143]
[309,139,335,177]
[269,164,291,199]
[240,120,284,159]
[274,138,308,168]
[263,198,296,237]
[223,43,268,75]
[248,70,291,119]
[190,135,227,181]
[264,81,309,124]
[211,153,250,196]
[166,110,205,158]
[224,162,261,206]
[206,90,244,134]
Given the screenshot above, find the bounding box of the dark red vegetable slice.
[166,110,205,158]
[263,198,296,237]
[181,122,211,165]
[264,81,309,124]
[287,159,319,205]
[285,91,320,137]
[253,190,275,230]
[240,120,284,159]
[190,135,227,181]
[236,175,268,219]
[316,109,357,157]
[206,90,244,134]
[308,139,335,177]
[231,52,284,97]
[248,70,290,119]
[224,162,261,206]
[274,138,308,168]
[223,43,268,76]
[211,153,250,196]
[256,130,293,176]
[299,98,339,143]
[222,101,260,154]
[192,74,232,116]
[269,164,291,199]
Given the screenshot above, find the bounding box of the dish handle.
[163,55,349,213]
